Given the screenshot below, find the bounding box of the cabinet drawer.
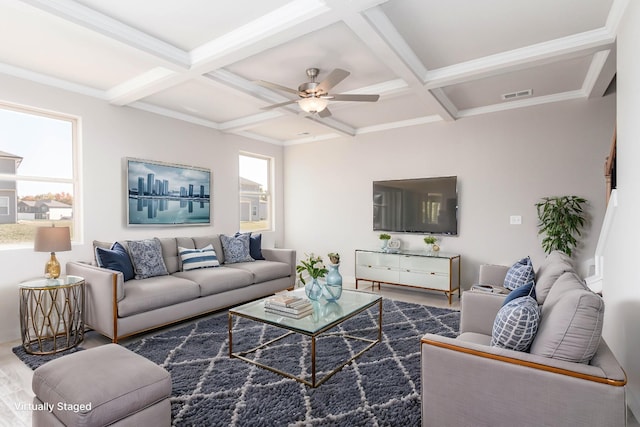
[399,271,450,290]
[356,265,399,283]
[399,255,449,274]
[356,251,399,269]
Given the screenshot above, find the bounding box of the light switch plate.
[510,215,522,225]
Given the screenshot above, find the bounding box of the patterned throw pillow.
[127,238,169,280]
[235,232,265,260]
[220,233,254,264]
[95,242,135,281]
[179,244,220,271]
[491,296,540,352]
[503,256,535,291]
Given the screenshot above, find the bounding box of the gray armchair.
[421,264,627,427]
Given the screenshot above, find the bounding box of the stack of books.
[264,295,313,319]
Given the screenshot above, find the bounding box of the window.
[0,103,78,246]
[239,153,272,232]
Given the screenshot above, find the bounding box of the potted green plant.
[379,233,391,251]
[423,235,438,253]
[296,253,328,300]
[535,195,587,257]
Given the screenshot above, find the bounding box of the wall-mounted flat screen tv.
[373,176,458,235]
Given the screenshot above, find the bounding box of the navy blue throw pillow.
[502,282,536,307]
[96,242,135,281]
[235,232,265,260]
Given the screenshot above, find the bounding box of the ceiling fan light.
[298,96,328,113]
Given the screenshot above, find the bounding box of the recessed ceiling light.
[501,89,533,101]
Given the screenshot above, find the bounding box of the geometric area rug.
[122,299,460,427]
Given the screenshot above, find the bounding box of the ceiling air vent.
[501,89,532,101]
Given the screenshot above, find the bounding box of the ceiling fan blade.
[318,107,332,118]
[330,94,380,102]
[316,69,350,93]
[255,80,300,96]
[261,99,299,110]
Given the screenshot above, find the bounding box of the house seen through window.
[0,103,78,246]
[239,153,272,232]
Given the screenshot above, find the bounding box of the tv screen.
[373,176,458,235]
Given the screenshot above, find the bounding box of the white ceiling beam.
[424,28,615,89]
[584,50,615,99]
[18,0,190,67]
[107,67,184,106]
[355,7,457,121]
[129,101,220,129]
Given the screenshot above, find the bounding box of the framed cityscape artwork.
[126,158,211,226]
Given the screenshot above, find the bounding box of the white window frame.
[0,101,81,247]
[239,152,273,233]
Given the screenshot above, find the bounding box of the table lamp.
[34,225,71,279]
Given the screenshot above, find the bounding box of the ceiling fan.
[256,68,380,118]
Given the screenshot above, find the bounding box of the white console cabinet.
[355,249,460,304]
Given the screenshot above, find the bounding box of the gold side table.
[19,275,85,355]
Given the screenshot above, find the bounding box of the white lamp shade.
[298,96,328,113]
[34,226,72,252]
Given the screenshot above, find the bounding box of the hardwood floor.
[1,282,635,426]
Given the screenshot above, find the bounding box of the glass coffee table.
[229,289,382,387]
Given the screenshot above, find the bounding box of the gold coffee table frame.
[229,289,382,388]
[19,275,85,355]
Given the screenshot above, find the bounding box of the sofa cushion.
[95,242,135,281]
[174,267,253,296]
[225,260,291,283]
[502,282,536,307]
[534,251,575,305]
[127,238,170,280]
[193,235,225,264]
[179,244,220,271]
[117,275,200,317]
[157,237,183,274]
[529,272,603,363]
[491,296,540,352]
[503,256,535,290]
[220,233,254,264]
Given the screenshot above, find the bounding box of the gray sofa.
[421,252,627,427]
[67,235,296,343]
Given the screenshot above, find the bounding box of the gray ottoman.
[32,344,172,426]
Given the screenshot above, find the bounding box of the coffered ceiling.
[0,0,624,145]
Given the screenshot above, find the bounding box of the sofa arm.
[66,261,122,341]
[261,248,296,286]
[459,290,507,335]
[421,334,627,427]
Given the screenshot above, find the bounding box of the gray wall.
[283,96,616,289]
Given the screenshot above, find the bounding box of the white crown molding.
[283,132,341,146]
[605,0,630,35]
[424,28,615,89]
[19,0,190,67]
[230,130,285,146]
[457,90,586,119]
[0,61,105,99]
